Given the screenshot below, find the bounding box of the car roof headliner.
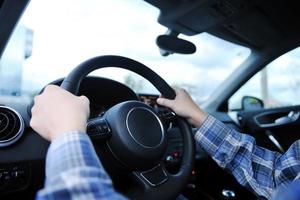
[145,0,300,50]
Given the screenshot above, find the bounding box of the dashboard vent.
[0,106,24,147]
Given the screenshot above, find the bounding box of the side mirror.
[242,96,264,111]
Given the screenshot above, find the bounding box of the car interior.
[1,0,300,199]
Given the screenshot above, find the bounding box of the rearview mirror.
[242,96,264,111]
[156,35,196,56]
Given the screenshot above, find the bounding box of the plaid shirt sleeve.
[195,115,300,200]
[36,132,127,200]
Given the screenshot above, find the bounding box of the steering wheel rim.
[61,55,176,99]
[61,55,195,200]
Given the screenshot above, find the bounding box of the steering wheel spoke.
[86,117,112,140]
[128,160,191,200]
[133,163,169,188]
[157,109,177,123]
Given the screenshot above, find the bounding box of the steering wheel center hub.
[126,107,164,148]
[105,101,167,170]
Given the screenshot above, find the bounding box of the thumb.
[157,97,174,109]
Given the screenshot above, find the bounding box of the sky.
[4,0,251,103]
[229,47,300,109]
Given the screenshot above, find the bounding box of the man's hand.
[157,88,208,127]
[30,85,90,141]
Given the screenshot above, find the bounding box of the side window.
[229,47,300,110]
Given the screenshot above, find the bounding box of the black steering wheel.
[61,55,195,200]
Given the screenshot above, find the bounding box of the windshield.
[0,0,250,104]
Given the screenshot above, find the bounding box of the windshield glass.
[0,0,250,104]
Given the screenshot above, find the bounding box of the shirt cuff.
[45,131,105,181]
[194,115,232,156]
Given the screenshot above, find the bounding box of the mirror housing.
[156,30,196,56]
[242,96,264,111]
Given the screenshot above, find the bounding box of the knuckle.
[44,85,51,92]
[31,105,36,114]
[44,85,57,92]
[160,98,165,104]
[29,119,35,128]
[47,84,56,89]
[81,96,90,105]
[33,95,40,103]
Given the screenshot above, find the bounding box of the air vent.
[0,106,24,147]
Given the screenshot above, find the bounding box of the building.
[0,25,33,96]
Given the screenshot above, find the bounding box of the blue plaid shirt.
[36,132,127,200]
[36,116,300,200]
[195,116,300,200]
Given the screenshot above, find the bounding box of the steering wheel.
[60,55,195,200]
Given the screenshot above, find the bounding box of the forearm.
[195,116,288,199]
[36,132,126,200]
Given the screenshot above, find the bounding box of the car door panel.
[237,105,300,152]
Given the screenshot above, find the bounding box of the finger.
[79,95,90,106]
[43,84,57,93]
[32,95,41,112]
[33,94,40,103]
[46,84,60,90]
[31,105,36,115]
[173,87,184,96]
[156,97,174,109]
[29,118,37,129]
[79,96,91,118]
